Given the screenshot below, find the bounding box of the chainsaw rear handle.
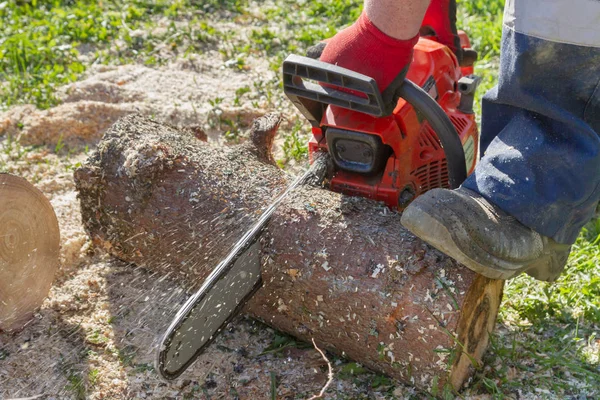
[283,54,468,188]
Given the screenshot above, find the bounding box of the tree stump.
[74,114,504,394]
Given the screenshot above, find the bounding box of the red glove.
[319,12,418,103]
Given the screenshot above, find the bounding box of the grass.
[0,0,361,110]
[87,368,100,388]
[471,219,600,398]
[59,353,89,400]
[259,331,312,356]
[0,0,233,110]
[2,0,599,398]
[1,0,133,108]
[278,120,309,166]
[65,370,86,400]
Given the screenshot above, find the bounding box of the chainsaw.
[157,32,481,380]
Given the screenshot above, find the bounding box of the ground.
[0,0,599,399]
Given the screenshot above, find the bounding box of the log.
[0,174,60,332]
[74,114,504,394]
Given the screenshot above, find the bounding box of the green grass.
[259,332,312,356]
[470,219,600,398]
[279,120,309,166]
[0,0,498,112]
[65,370,86,400]
[87,368,100,388]
[456,0,504,117]
[0,0,364,110]
[458,0,504,61]
[0,0,231,109]
[1,0,138,108]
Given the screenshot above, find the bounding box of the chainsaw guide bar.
[157,155,331,380]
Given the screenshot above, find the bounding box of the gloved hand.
[308,0,475,77]
[314,12,418,112]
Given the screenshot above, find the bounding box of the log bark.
[74,114,504,394]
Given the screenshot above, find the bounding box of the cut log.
[74,114,504,394]
[0,174,60,332]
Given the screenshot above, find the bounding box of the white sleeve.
[503,0,600,48]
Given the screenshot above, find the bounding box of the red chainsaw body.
[308,34,479,209]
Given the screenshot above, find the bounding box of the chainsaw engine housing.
[284,33,480,209]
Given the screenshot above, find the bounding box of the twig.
[308,338,334,400]
[6,394,46,400]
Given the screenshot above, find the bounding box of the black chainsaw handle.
[282,54,467,189]
[395,79,467,188]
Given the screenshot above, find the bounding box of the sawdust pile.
[0,51,274,149]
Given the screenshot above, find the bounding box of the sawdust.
[0,51,277,149]
[3,255,386,399]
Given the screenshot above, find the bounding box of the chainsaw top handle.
[282,54,467,189]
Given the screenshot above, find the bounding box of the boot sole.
[401,205,544,281]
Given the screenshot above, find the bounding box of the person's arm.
[365,0,430,40]
[319,0,430,107]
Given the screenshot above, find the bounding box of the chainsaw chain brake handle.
[283,54,468,189]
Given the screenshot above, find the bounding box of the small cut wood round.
[0,174,60,331]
